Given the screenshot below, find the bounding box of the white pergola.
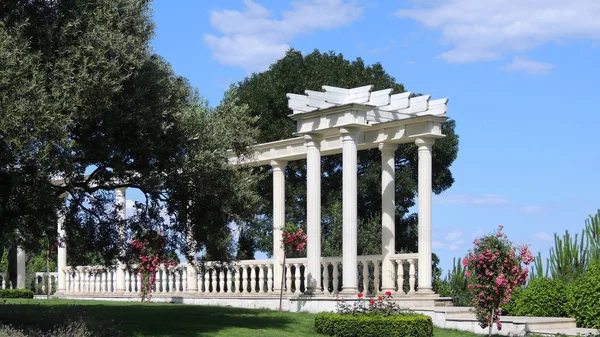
[9,84,448,304]
[232,84,448,295]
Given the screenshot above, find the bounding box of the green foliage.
[585,210,600,263]
[500,285,523,316]
[549,230,589,284]
[1,1,260,264]
[509,278,567,317]
[314,312,433,337]
[236,49,459,261]
[0,289,34,299]
[565,261,600,328]
[436,257,468,297]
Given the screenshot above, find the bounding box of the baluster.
[218,269,225,293]
[285,264,292,294]
[292,263,299,293]
[204,268,210,293]
[197,270,203,293]
[362,261,370,294]
[183,268,188,292]
[35,275,39,294]
[161,266,167,293]
[322,262,330,294]
[241,266,248,294]
[408,259,416,294]
[226,268,232,294]
[207,268,215,294]
[169,270,176,293]
[232,266,240,293]
[95,272,101,293]
[304,263,310,293]
[332,262,340,294]
[396,260,404,294]
[74,268,81,292]
[374,261,380,295]
[175,270,181,292]
[84,269,90,292]
[248,265,256,293]
[257,265,264,293]
[267,265,273,293]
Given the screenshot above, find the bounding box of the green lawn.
[0,299,521,336]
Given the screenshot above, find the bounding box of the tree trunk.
[46,243,50,299]
[488,308,495,337]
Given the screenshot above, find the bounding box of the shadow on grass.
[0,300,306,337]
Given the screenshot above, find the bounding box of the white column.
[115,187,127,293]
[416,138,435,294]
[16,246,26,289]
[340,127,359,294]
[271,160,287,292]
[304,134,322,294]
[57,193,68,293]
[379,143,398,293]
[186,224,198,292]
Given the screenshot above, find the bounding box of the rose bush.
[130,230,178,302]
[463,225,534,336]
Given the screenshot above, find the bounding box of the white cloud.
[504,57,554,75]
[532,231,553,241]
[449,244,460,251]
[432,240,443,249]
[433,193,509,206]
[520,205,545,214]
[445,230,462,242]
[205,0,363,72]
[395,0,600,69]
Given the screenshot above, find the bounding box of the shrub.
[510,278,567,317]
[566,261,600,328]
[501,285,523,316]
[0,289,34,299]
[336,292,412,316]
[314,312,433,337]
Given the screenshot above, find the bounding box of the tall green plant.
[529,252,548,281]
[548,230,588,283]
[584,210,600,263]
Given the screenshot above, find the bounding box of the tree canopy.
[235,49,459,257]
[0,0,259,266]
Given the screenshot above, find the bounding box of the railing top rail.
[390,253,419,260]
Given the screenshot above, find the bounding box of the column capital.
[378,142,398,153]
[415,137,435,148]
[115,187,127,193]
[270,160,288,171]
[303,134,322,148]
[339,126,360,139]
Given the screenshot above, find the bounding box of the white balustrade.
[56,254,418,298]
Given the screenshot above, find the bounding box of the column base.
[416,287,436,296]
[339,287,360,296]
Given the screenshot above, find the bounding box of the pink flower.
[358,293,363,298]
[369,299,375,305]
[385,291,392,296]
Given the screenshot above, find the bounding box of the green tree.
[1,0,258,265]
[235,49,459,261]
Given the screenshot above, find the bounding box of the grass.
[0,299,562,336]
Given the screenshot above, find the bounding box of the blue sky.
[144,0,600,275]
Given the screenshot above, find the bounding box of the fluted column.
[115,188,127,293]
[57,193,68,292]
[379,143,398,293]
[340,127,359,294]
[304,134,322,294]
[416,138,435,294]
[271,160,287,292]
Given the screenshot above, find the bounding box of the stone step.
[526,327,598,336]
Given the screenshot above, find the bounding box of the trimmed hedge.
[511,278,567,317]
[0,289,34,299]
[314,313,433,337]
[565,261,600,328]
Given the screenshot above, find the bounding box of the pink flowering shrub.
[335,291,413,316]
[130,230,178,302]
[463,225,534,335]
[281,228,307,253]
